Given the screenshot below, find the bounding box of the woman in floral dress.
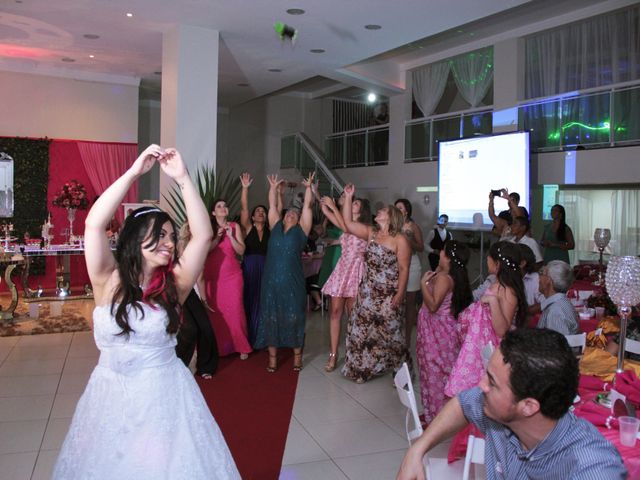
[319,194,372,372]
[416,241,472,423]
[445,241,527,397]
[339,183,411,384]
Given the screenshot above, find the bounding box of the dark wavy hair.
[394,198,413,221]
[500,328,578,419]
[112,207,179,337]
[211,198,227,232]
[251,204,268,221]
[444,241,473,319]
[513,215,530,234]
[552,204,567,242]
[517,243,537,275]
[488,241,527,328]
[354,197,373,225]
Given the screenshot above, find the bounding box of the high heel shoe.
[324,353,338,372]
[293,352,303,372]
[267,354,278,373]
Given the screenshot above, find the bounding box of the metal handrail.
[293,132,345,195]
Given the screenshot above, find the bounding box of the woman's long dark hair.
[211,198,227,232]
[488,241,527,328]
[394,198,413,222]
[553,204,567,242]
[355,198,373,225]
[444,241,473,319]
[112,207,180,337]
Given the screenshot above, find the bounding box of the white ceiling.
[0,0,604,107]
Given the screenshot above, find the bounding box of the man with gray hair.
[538,260,579,335]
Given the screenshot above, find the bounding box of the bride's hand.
[158,148,188,180]
[130,144,163,177]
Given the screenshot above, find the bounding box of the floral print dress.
[341,240,408,382]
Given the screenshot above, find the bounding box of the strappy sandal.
[267,354,278,373]
[293,352,303,372]
[324,352,338,372]
[199,373,213,380]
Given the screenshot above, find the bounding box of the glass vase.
[67,207,76,241]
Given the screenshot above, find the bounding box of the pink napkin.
[579,375,609,393]
[615,371,640,407]
[574,401,619,429]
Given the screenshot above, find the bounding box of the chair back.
[565,332,587,355]
[393,362,423,444]
[462,435,486,480]
[625,338,640,355]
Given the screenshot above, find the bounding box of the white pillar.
[160,25,219,206]
[492,38,524,134]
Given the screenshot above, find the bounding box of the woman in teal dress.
[541,204,574,264]
[254,172,315,372]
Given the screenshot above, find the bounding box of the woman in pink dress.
[416,241,473,423]
[445,241,527,397]
[202,199,252,358]
[319,195,372,372]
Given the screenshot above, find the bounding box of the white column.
[492,38,524,134]
[160,25,219,206]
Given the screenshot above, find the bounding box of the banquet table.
[302,253,323,279]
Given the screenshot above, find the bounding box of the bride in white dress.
[53,145,240,479]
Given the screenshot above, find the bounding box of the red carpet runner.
[197,349,299,480]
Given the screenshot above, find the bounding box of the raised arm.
[239,172,253,234]
[406,221,424,253]
[420,271,453,313]
[396,397,469,480]
[503,189,526,219]
[225,222,246,256]
[267,175,281,229]
[299,172,315,236]
[320,196,347,232]
[162,149,213,304]
[482,284,518,337]
[342,184,371,240]
[84,144,163,303]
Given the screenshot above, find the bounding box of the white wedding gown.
[52,303,240,480]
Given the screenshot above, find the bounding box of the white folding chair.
[625,338,640,356]
[565,332,587,355]
[393,362,423,444]
[462,435,486,480]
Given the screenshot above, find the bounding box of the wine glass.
[594,228,611,285]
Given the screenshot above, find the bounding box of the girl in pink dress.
[416,241,473,423]
[445,241,527,397]
[202,199,252,358]
[319,195,372,372]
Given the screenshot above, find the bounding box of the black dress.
[176,289,218,375]
[242,225,270,346]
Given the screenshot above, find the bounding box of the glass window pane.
[405,121,431,163]
[518,101,561,151]
[462,112,493,137]
[367,128,389,165]
[560,92,610,147]
[432,116,460,159]
[613,87,640,143]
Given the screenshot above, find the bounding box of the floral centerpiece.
[52,180,89,210]
[52,180,89,241]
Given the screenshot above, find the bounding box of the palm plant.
[163,165,241,227]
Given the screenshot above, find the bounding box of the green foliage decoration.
[163,165,241,228]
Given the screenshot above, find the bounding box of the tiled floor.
[0,302,462,480]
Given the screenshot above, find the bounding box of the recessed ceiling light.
[154,71,162,75]
[268,68,282,73]
[364,24,382,30]
[310,49,325,53]
[126,12,133,18]
[61,57,76,63]
[83,34,100,40]
[367,93,377,103]
[89,54,95,59]
[286,8,305,15]
[237,83,249,87]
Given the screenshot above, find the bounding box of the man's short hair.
[500,328,578,419]
[513,215,530,232]
[497,210,512,225]
[509,192,520,204]
[544,260,574,293]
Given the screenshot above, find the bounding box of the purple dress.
[416,290,458,423]
[444,297,500,397]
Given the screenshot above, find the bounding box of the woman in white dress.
[53,145,240,480]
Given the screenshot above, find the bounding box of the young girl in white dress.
[52,145,240,479]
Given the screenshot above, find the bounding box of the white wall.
[0,71,138,142]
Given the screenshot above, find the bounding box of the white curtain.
[525,5,640,98]
[558,190,594,265]
[449,47,494,108]
[412,61,450,117]
[611,189,640,256]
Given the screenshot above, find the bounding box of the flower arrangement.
[52,180,90,210]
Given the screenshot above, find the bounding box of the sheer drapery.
[76,142,138,223]
[412,61,450,117]
[525,5,640,98]
[611,189,640,256]
[558,190,594,265]
[449,47,494,108]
